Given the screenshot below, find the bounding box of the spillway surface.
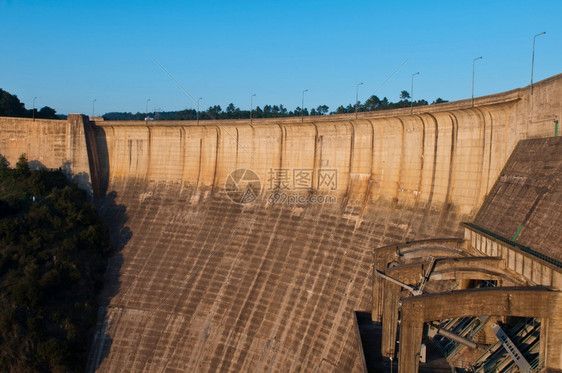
[93,180,462,372]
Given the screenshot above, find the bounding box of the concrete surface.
[0,75,560,372]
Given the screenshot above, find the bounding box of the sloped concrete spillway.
[0,75,560,372]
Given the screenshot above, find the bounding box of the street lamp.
[196,97,202,125]
[250,93,256,124]
[472,56,483,107]
[301,89,308,122]
[92,99,97,118]
[410,72,419,114]
[145,98,151,119]
[531,31,546,94]
[355,82,363,119]
[32,97,37,121]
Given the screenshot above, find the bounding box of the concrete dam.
[0,74,561,372]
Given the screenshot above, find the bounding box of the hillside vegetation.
[0,154,110,372]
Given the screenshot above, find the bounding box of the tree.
[431,98,449,104]
[37,106,57,119]
[380,97,389,109]
[334,105,347,114]
[16,153,30,176]
[399,90,410,101]
[316,105,329,115]
[0,155,8,176]
[364,95,381,111]
[207,105,222,118]
[226,103,237,114]
[0,89,28,117]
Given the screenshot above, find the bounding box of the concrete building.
[0,74,560,372]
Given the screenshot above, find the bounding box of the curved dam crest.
[0,75,560,372]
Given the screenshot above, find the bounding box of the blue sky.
[1,0,561,115]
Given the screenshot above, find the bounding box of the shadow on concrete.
[355,312,453,373]
[355,312,388,372]
[85,122,130,373]
[28,159,46,170]
[92,126,110,197]
[85,189,131,372]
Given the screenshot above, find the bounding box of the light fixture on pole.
[250,94,256,124]
[92,99,97,118]
[33,97,37,122]
[410,72,419,114]
[472,56,482,107]
[301,89,308,122]
[531,31,546,94]
[145,98,151,120]
[196,97,202,125]
[355,82,363,119]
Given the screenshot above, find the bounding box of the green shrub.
[0,166,110,371]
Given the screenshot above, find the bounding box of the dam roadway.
[1,75,561,372]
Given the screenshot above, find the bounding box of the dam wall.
[0,114,95,195]
[93,74,561,219]
[0,75,560,372]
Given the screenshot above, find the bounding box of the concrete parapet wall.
[90,74,561,220]
[0,116,69,168]
[0,114,95,195]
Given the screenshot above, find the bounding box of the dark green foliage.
[432,97,449,104]
[0,156,110,372]
[0,89,58,119]
[36,106,57,119]
[399,90,411,100]
[0,89,28,117]
[0,155,9,178]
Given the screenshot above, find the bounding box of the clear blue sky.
[1,0,561,115]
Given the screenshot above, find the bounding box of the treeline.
[0,155,110,371]
[103,91,448,121]
[0,89,61,120]
[103,103,325,121]
[333,91,448,114]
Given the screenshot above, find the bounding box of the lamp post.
[301,89,308,122]
[531,31,546,94]
[196,97,202,125]
[92,99,97,118]
[410,72,419,114]
[32,97,37,121]
[250,93,256,124]
[145,98,151,119]
[355,82,363,119]
[472,56,482,107]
